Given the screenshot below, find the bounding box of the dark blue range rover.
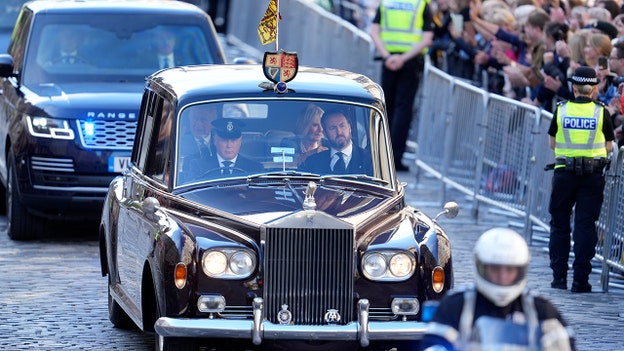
[0,0,226,239]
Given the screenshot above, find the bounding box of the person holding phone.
[596,54,618,105]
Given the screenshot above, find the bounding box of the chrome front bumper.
[154,298,427,347]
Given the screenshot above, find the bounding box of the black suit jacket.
[300,146,372,175]
[185,154,263,181]
[179,133,212,158]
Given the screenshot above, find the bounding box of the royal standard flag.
[258,0,278,45]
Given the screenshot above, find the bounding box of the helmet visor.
[476,262,527,287]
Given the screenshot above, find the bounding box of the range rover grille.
[264,228,354,325]
[76,120,137,150]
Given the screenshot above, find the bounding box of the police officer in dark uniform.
[548,66,614,293]
[419,228,575,351]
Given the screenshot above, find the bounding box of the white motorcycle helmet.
[473,228,530,307]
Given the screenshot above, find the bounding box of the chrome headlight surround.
[361,250,416,281]
[201,248,256,279]
[26,116,75,140]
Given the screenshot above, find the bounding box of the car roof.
[150,64,385,106]
[24,0,206,15]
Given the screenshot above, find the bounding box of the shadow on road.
[0,216,100,242]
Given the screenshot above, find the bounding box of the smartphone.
[450,13,463,32]
[598,56,608,70]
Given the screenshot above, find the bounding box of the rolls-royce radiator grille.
[264,228,354,325]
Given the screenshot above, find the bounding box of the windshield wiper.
[246,171,321,184]
[321,174,389,185]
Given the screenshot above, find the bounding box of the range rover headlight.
[361,250,415,281]
[26,116,75,140]
[202,248,256,279]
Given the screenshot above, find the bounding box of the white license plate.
[109,156,131,173]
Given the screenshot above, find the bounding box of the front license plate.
[108,156,131,173]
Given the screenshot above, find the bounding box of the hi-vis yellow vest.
[554,101,607,160]
[379,0,427,54]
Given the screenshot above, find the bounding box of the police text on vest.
[563,117,597,130]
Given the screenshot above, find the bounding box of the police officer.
[420,228,575,351]
[369,0,434,171]
[548,66,614,293]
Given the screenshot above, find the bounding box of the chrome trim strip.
[31,166,74,172]
[32,185,109,193]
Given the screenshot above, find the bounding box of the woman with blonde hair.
[583,32,611,68]
[566,29,591,71]
[282,104,328,166]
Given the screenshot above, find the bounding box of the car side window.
[145,98,173,183]
[134,91,159,172]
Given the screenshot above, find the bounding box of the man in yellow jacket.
[547,66,614,293]
[369,0,434,171]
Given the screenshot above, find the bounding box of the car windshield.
[23,15,220,85]
[175,100,392,188]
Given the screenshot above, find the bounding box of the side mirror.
[0,54,15,78]
[434,201,459,221]
[142,197,160,221]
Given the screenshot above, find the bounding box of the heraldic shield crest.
[263,51,298,84]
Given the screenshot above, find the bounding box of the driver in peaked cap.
[185,118,263,179]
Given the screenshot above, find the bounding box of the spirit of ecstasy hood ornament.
[302,181,317,212]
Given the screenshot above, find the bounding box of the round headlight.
[389,253,414,278]
[363,252,387,278]
[229,251,254,275]
[203,251,227,276]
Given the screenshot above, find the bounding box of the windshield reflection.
[25,21,218,85]
[176,100,387,187]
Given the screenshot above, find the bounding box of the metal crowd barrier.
[414,60,624,291]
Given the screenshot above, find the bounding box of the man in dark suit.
[45,27,89,66]
[178,104,217,159]
[185,118,263,180]
[155,29,177,69]
[300,109,372,175]
[139,28,182,70]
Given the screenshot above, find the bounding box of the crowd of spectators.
[315,0,624,148]
[425,0,624,147]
